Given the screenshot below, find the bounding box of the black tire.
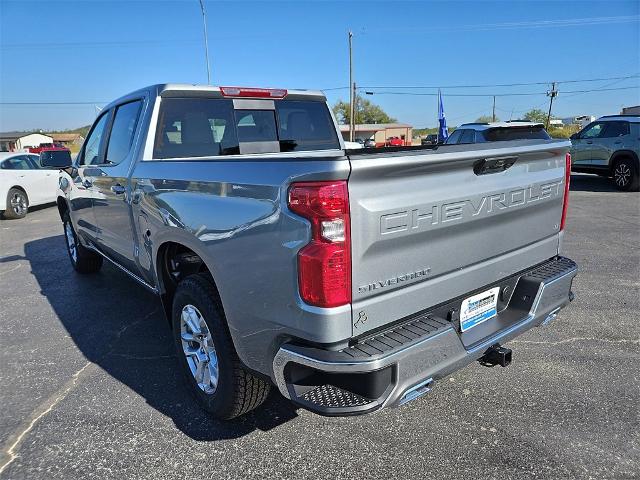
[3,188,29,219]
[62,213,103,273]
[612,157,640,192]
[172,273,270,420]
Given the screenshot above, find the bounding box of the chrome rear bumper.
[272,256,577,416]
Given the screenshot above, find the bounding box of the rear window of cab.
[482,127,551,142]
[153,98,340,159]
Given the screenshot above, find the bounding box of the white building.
[0,132,54,152]
[561,116,595,128]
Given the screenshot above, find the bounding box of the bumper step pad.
[300,384,373,409]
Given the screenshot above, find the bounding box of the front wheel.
[63,213,103,273]
[172,273,270,419]
[612,158,640,191]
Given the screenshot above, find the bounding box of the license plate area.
[459,287,500,332]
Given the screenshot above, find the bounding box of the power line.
[360,85,638,98]
[0,102,107,105]
[358,74,639,90]
[359,15,640,35]
[320,74,639,92]
[1,81,637,106]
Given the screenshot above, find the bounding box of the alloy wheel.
[614,163,631,188]
[180,304,219,395]
[10,192,27,217]
[64,222,78,263]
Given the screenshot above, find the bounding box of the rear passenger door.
[91,98,145,274]
[593,121,630,167]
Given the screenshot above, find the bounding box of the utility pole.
[198,0,211,84]
[492,96,496,122]
[348,30,354,142]
[546,82,558,129]
[352,82,358,130]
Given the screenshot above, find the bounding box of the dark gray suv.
[570,115,640,191]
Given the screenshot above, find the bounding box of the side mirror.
[40,150,73,169]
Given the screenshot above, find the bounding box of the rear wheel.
[63,213,103,273]
[172,273,270,419]
[3,188,29,219]
[612,158,639,191]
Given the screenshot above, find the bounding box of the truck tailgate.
[347,140,571,335]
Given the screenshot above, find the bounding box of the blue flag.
[438,90,448,143]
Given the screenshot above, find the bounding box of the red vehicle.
[28,143,69,154]
[386,136,404,147]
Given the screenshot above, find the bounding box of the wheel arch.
[609,150,639,173]
[56,196,69,221]
[8,185,28,200]
[154,239,221,326]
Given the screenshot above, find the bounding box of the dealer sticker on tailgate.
[459,287,500,332]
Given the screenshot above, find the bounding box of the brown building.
[50,133,85,148]
[339,123,413,147]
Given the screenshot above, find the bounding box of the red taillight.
[560,152,571,230]
[288,181,351,307]
[220,86,287,98]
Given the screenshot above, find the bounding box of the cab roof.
[598,115,640,123]
[457,121,544,131]
[104,84,327,110]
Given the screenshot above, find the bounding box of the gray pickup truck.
[45,84,577,419]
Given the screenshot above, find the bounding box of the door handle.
[82,178,92,188]
[111,184,126,195]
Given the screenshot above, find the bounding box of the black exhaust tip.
[479,345,512,368]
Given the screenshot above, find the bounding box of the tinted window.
[0,156,31,170]
[26,155,42,168]
[235,110,277,143]
[154,98,239,159]
[601,121,630,138]
[81,113,110,165]
[276,100,340,152]
[459,130,475,144]
[580,122,606,139]
[106,100,143,165]
[446,129,463,144]
[483,126,551,142]
[153,97,340,159]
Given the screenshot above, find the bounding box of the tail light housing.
[560,152,571,230]
[288,181,351,307]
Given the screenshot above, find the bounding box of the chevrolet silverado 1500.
[45,84,577,419]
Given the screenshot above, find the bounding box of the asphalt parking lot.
[0,173,638,480]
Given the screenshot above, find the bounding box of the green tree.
[475,115,498,123]
[333,97,396,125]
[523,109,549,124]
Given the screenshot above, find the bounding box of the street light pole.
[198,0,211,84]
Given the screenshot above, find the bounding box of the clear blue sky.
[0,0,638,132]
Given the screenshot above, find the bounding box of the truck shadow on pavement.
[569,173,619,192]
[22,234,300,441]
